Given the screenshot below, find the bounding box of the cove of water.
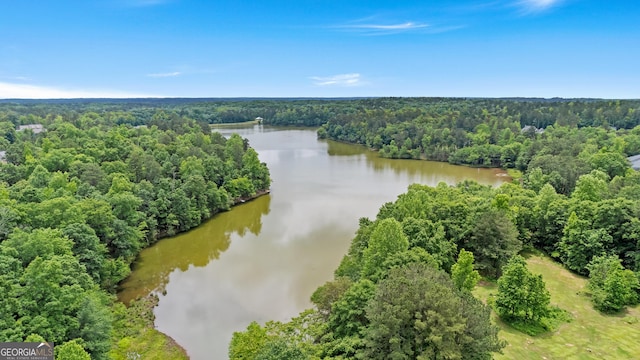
[118,126,508,360]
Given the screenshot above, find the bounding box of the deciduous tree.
[495,255,550,322]
[587,255,639,312]
[361,218,409,279]
[451,248,481,292]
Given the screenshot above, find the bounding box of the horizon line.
[1,96,638,101]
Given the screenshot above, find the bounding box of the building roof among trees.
[17,124,45,133]
[628,154,640,170]
[521,125,545,134]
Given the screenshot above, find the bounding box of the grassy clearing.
[110,295,189,360]
[110,327,188,360]
[474,254,640,360]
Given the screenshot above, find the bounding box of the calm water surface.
[118,126,508,360]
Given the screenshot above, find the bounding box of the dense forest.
[5,98,640,196]
[0,106,270,358]
[225,98,640,359]
[316,99,640,194]
[4,97,639,129]
[1,98,640,359]
[229,173,640,358]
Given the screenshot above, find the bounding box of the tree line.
[3,98,639,128]
[8,98,634,197]
[318,100,640,193]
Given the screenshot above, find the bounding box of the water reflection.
[325,139,367,157]
[326,139,508,183]
[119,126,507,360]
[117,195,271,304]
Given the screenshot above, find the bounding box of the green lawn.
[474,254,640,360]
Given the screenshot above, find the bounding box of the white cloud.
[337,21,430,35]
[346,22,429,31]
[310,73,364,87]
[517,0,562,12]
[0,82,157,99]
[146,71,182,78]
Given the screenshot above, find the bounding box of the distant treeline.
[2,98,639,192]
[2,98,638,128]
[4,97,639,195]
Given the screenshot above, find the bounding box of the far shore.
[210,119,261,128]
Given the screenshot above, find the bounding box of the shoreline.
[210,119,261,128]
[114,188,271,359]
[140,188,271,253]
[323,136,514,180]
[235,188,271,204]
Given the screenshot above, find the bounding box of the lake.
[118,125,508,360]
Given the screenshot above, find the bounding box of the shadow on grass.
[499,307,572,337]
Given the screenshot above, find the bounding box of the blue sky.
[0,0,638,98]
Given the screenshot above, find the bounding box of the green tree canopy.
[587,255,639,313]
[229,321,269,360]
[495,255,551,323]
[360,263,504,360]
[464,209,521,278]
[361,218,409,279]
[451,248,481,292]
[55,340,91,360]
